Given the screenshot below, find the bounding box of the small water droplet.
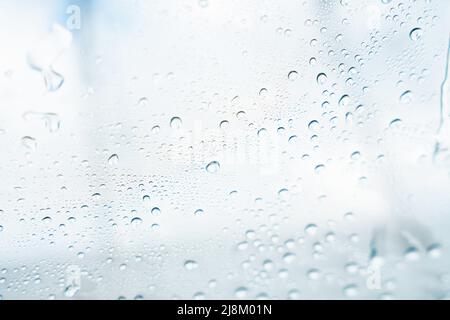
[152,125,161,134]
[404,247,420,261]
[184,260,199,270]
[308,120,320,131]
[283,252,296,264]
[307,268,321,280]
[259,88,268,96]
[21,136,37,150]
[400,90,412,104]
[288,70,298,81]
[343,284,358,297]
[42,69,64,92]
[108,154,119,166]
[219,120,229,130]
[409,28,423,41]
[138,97,149,107]
[206,161,220,173]
[427,244,442,259]
[316,73,327,85]
[305,224,318,235]
[351,151,361,160]
[278,188,289,200]
[389,118,402,128]
[151,207,161,216]
[170,117,183,130]
[235,287,248,299]
[339,94,350,107]
[131,217,142,226]
[314,164,325,174]
[194,209,204,215]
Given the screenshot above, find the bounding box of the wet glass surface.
[0,0,450,299]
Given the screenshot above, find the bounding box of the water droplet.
[219,120,229,130]
[92,193,101,200]
[308,120,320,131]
[278,188,289,200]
[288,289,301,299]
[288,135,298,144]
[206,161,220,173]
[345,262,358,274]
[314,164,325,174]
[257,128,268,138]
[108,154,119,166]
[237,241,248,251]
[404,247,420,261]
[138,97,149,107]
[400,90,412,104]
[389,118,402,128]
[26,23,72,92]
[151,125,160,134]
[194,209,204,215]
[170,117,183,130]
[427,244,442,259]
[21,136,37,150]
[343,284,358,297]
[338,94,350,107]
[151,207,161,216]
[351,151,361,160]
[235,287,248,299]
[131,217,143,226]
[236,111,246,120]
[23,112,60,133]
[288,70,298,81]
[409,28,423,41]
[283,252,296,264]
[151,223,160,231]
[316,73,327,85]
[64,285,80,298]
[305,224,318,235]
[184,260,198,270]
[42,69,64,92]
[307,268,321,280]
